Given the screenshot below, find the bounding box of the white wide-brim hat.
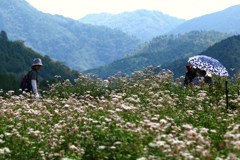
[32,58,43,66]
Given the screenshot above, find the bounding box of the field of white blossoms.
[0,67,240,160]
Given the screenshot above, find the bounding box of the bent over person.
[30,58,43,98]
[184,65,196,86]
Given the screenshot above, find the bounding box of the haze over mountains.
[79,10,185,41]
[0,0,240,77]
[169,5,240,34]
[83,4,240,78]
[0,0,141,71]
[79,5,240,41]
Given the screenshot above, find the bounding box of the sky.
[25,0,240,20]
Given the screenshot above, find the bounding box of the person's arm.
[31,80,40,98]
[30,70,40,98]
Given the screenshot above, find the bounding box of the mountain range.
[82,5,240,78]
[79,10,185,41]
[79,5,240,40]
[84,31,233,79]
[0,0,141,71]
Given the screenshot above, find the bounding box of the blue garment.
[192,76,202,85]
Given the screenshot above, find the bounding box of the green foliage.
[0,73,19,91]
[47,73,108,99]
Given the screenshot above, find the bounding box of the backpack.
[20,71,32,92]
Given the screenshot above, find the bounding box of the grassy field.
[0,67,240,159]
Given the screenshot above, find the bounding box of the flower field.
[0,68,240,160]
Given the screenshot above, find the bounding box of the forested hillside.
[0,0,141,70]
[162,35,240,78]
[79,10,185,41]
[85,31,233,79]
[0,31,78,91]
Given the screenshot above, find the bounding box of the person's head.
[32,58,43,70]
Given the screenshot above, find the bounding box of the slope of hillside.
[84,31,233,79]
[169,5,240,34]
[79,10,185,41]
[162,35,240,78]
[0,31,78,91]
[201,35,240,75]
[0,0,141,71]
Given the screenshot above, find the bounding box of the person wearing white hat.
[30,58,43,98]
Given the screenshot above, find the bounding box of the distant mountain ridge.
[0,0,141,71]
[79,10,185,41]
[169,5,240,34]
[85,31,232,79]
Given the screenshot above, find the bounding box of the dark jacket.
[184,71,196,86]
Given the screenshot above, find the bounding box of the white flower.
[182,124,193,130]
[0,147,11,155]
[69,144,78,151]
[114,141,122,145]
[98,146,106,150]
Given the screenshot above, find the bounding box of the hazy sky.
[25,0,240,20]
